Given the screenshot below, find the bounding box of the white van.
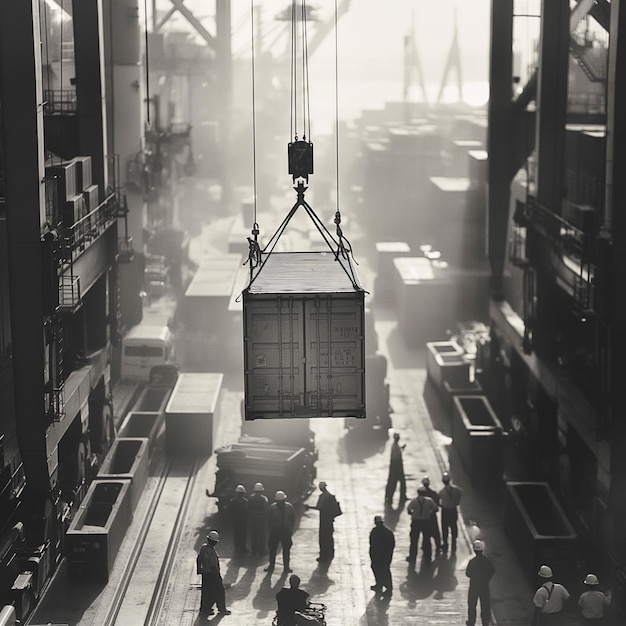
[121,324,174,382]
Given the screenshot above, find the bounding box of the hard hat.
[253,482,265,492]
[473,540,485,552]
[538,565,553,578]
[422,476,430,486]
[442,471,450,482]
[235,484,246,493]
[374,515,384,523]
[584,573,599,585]
[319,481,327,489]
[275,490,287,501]
[207,530,220,542]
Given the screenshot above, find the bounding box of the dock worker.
[196,530,231,616]
[305,481,341,563]
[275,573,321,626]
[531,565,570,625]
[229,484,249,554]
[438,471,462,553]
[385,432,407,505]
[406,486,437,564]
[578,573,611,623]
[247,482,269,557]
[265,490,296,573]
[369,514,395,597]
[421,475,442,554]
[465,539,495,626]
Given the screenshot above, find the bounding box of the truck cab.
[120,324,174,382]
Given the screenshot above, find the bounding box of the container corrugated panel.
[243,252,365,420]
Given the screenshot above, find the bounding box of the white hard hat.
[235,484,246,493]
[442,471,450,482]
[538,565,553,578]
[473,540,485,552]
[253,482,265,492]
[422,475,430,486]
[584,573,599,585]
[207,530,220,542]
[275,490,287,501]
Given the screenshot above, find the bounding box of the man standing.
[369,514,395,597]
[265,490,296,573]
[438,471,462,553]
[305,481,339,563]
[385,433,407,504]
[531,565,570,625]
[196,530,231,616]
[465,539,495,626]
[229,484,248,554]
[421,475,442,554]
[578,573,611,623]
[406,486,437,565]
[247,482,269,557]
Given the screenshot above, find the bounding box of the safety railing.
[43,89,78,115]
[58,274,81,311]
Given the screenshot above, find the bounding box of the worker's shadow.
[306,563,335,597]
[251,569,289,614]
[222,558,260,602]
[382,499,405,532]
[432,553,458,598]
[360,592,391,626]
[399,556,436,606]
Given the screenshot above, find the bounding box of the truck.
[209,407,318,512]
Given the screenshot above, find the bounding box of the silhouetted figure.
[248,482,269,557]
[265,491,296,573]
[369,514,395,596]
[421,475,442,554]
[229,484,249,554]
[275,574,321,625]
[196,530,231,616]
[385,432,407,504]
[438,471,462,553]
[305,481,340,563]
[406,486,437,564]
[465,540,494,626]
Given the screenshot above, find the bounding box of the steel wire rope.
[143,0,151,125]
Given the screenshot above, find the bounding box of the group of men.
[386,432,463,563]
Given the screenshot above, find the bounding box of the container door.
[304,295,365,417]
[243,297,306,418]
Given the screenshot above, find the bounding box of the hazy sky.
[157,0,492,130]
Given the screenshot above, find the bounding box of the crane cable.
[246,0,261,273]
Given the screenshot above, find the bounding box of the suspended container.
[243,250,365,420]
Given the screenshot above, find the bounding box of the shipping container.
[243,251,366,420]
[164,372,223,454]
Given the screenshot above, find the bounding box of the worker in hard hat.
[248,482,269,557]
[465,539,495,626]
[578,573,611,623]
[385,432,407,505]
[196,530,231,616]
[438,471,462,554]
[421,475,442,554]
[265,490,296,573]
[531,565,570,625]
[229,484,249,555]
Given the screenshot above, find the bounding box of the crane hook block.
[288,140,314,182]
